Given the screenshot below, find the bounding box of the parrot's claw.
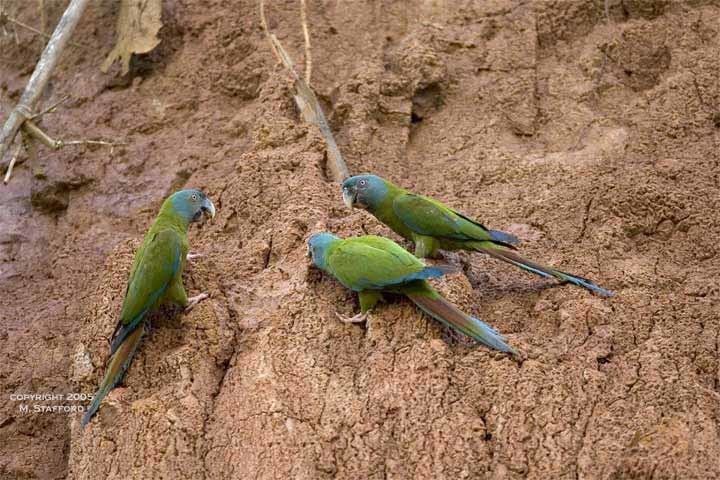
[185,293,209,312]
[335,311,369,324]
[187,252,204,261]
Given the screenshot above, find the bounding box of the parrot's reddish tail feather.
[406,292,517,354]
[82,324,145,427]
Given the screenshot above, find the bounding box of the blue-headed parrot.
[308,232,517,354]
[81,189,215,427]
[341,174,613,297]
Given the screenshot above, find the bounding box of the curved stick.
[0,0,90,176]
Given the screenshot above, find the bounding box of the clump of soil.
[1,1,718,479]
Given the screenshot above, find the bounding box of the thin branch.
[1,119,124,182]
[59,139,125,150]
[21,119,57,149]
[5,15,86,48]
[31,95,70,119]
[2,143,22,184]
[22,119,125,151]
[259,0,282,68]
[300,0,312,85]
[6,15,49,39]
[39,0,46,37]
[0,0,91,176]
[259,0,350,181]
[0,4,21,44]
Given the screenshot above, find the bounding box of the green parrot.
[308,232,517,354]
[341,174,613,297]
[81,189,216,427]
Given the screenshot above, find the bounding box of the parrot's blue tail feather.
[406,289,517,355]
[82,324,145,427]
[489,229,519,246]
[476,245,614,297]
[553,271,615,298]
[402,264,457,282]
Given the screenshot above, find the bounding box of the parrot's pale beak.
[202,198,216,219]
[342,187,356,209]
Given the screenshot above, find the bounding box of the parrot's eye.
[191,193,198,201]
[359,179,367,187]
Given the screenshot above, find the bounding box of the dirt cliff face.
[1,1,719,479]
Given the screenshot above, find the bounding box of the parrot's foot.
[187,252,204,261]
[185,293,209,312]
[335,311,369,324]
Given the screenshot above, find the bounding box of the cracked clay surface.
[1,1,719,479]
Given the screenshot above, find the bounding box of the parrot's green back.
[110,207,189,355]
[392,193,512,244]
[368,182,515,250]
[323,235,442,292]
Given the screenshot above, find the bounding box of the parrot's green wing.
[393,193,491,240]
[393,193,516,246]
[326,236,437,291]
[351,235,420,264]
[110,228,183,355]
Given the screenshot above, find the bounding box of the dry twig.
[259,0,349,182]
[39,0,46,39]
[21,118,124,151]
[0,2,20,44]
[0,0,91,182]
[5,15,47,40]
[2,143,22,184]
[30,95,70,119]
[300,0,312,85]
[0,5,87,48]
[0,111,124,183]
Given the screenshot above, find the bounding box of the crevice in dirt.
[319,150,331,183]
[262,235,274,270]
[2,1,719,479]
[577,195,595,241]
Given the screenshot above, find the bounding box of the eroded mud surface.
[1,1,719,479]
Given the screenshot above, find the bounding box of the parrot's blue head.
[307,232,340,271]
[342,174,389,212]
[167,189,216,224]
